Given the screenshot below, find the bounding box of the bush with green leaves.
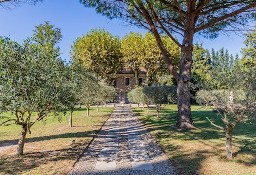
[128,86,176,116]
[128,87,149,106]
[94,83,116,111]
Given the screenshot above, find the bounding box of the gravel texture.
[69,105,176,175]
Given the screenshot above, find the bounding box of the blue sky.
[0,0,248,61]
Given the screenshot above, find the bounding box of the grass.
[0,106,113,175]
[134,105,256,175]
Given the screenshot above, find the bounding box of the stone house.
[113,67,146,103]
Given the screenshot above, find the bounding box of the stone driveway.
[69,105,176,175]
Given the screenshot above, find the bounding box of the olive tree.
[143,86,176,117]
[128,86,176,117]
[96,83,116,111]
[81,0,256,129]
[63,61,95,127]
[0,22,67,156]
[196,34,256,159]
[0,41,66,155]
[196,89,255,159]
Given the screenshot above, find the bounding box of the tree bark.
[68,111,73,128]
[176,21,194,129]
[134,69,139,86]
[225,125,233,159]
[97,103,99,112]
[87,107,90,117]
[16,124,28,155]
[156,104,161,117]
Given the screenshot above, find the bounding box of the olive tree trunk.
[97,103,99,112]
[225,125,234,159]
[87,107,90,117]
[68,111,73,128]
[17,124,28,155]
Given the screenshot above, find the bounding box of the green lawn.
[134,105,256,175]
[0,107,113,175]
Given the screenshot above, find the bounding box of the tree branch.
[195,2,256,33]
[193,0,211,14]
[0,119,16,126]
[146,0,181,47]
[206,117,224,130]
[136,2,179,81]
[160,0,186,18]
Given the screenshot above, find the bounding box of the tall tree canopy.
[121,32,180,85]
[72,29,123,83]
[81,0,256,129]
[121,32,144,85]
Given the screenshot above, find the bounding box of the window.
[125,78,130,86]
[139,78,143,85]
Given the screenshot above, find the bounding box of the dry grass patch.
[0,107,113,175]
[134,105,256,175]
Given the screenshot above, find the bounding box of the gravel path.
[69,105,176,175]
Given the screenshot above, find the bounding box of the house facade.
[113,67,146,103]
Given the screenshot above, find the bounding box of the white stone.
[94,161,117,171]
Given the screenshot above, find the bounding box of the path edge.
[70,109,113,168]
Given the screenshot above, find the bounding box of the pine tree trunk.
[68,111,73,128]
[17,124,28,156]
[176,26,194,129]
[225,126,233,159]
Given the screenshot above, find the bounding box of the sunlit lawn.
[134,105,256,175]
[0,106,113,175]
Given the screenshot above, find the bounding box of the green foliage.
[97,83,116,104]
[72,29,122,82]
[67,61,116,116]
[191,46,239,90]
[143,86,176,105]
[196,90,246,106]
[0,28,66,122]
[128,86,176,116]
[63,61,97,112]
[81,1,256,38]
[242,26,256,59]
[121,32,144,70]
[0,22,68,155]
[128,87,148,105]
[143,34,180,85]
[192,44,211,88]
[196,83,255,158]
[121,32,180,85]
